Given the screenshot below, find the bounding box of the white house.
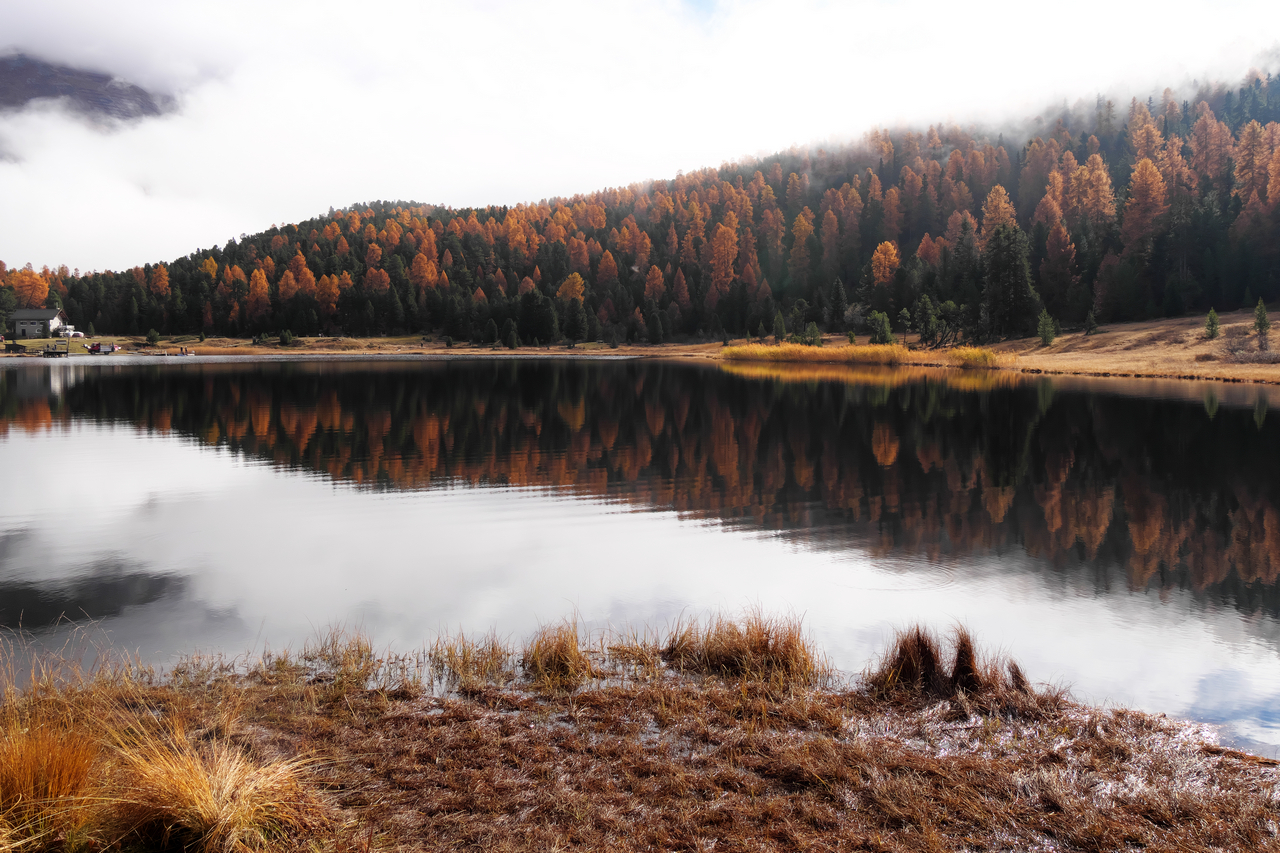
[10,308,70,338]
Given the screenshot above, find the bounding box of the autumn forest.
[2,72,1280,344]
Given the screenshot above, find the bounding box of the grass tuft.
[663,611,828,686]
[867,625,1066,719]
[866,625,948,698]
[430,630,514,692]
[107,719,324,853]
[521,621,593,691]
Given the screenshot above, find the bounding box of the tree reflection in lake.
[3,358,1278,617]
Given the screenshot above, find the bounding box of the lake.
[2,356,1279,755]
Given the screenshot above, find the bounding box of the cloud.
[0,0,1277,270]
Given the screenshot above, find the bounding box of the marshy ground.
[3,615,1278,852]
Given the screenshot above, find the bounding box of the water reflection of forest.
[4,360,1279,612]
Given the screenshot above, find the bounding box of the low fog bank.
[0,0,1276,271]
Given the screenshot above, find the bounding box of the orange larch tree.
[871,242,900,286]
[148,264,170,298]
[557,273,586,303]
[246,269,271,324]
[1121,159,1168,258]
[788,208,814,289]
[644,266,666,303]
[9,268,48,308]
[978,185,1017,248]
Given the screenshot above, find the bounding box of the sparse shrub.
[846,330,856,344]
[443,335,453,348]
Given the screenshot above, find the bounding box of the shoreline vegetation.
[5,309,1280,387]
[2,617,1277,852]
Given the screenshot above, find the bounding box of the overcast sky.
[0,0,1277,272]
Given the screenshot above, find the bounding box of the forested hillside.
[3,72,1279,344]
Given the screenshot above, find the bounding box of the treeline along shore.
[2,616,1278,852]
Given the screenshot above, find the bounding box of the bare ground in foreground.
[4,621,1278,852]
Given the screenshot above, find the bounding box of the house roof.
[10,308,65,320]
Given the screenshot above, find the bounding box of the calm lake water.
[3,356,1280,754]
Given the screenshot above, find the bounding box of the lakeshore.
[3,620,1278,852]
[6,307,1280,388]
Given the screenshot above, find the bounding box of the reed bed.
[945,346,1008,368]
[1,620,1276,852]
[723,342,1012,371]
[723,342,918,365]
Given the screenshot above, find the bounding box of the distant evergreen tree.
[647,311,664,344]
[868,311,895,344]
[145,328,159,345]
[1085,310,1098,335]
[914,295,939,346]
[483,317,499,344]
[1037,309,1056,346]
[981,224,1039,340]
[828,278,848,331]
[563,299,587,343]
[772,310,786,344]
[1255,299,1270,350]
[1205,308,1219,339]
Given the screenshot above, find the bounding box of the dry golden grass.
[521,620,594,690]
[723,342,917,365]
[0,715,100,850]
[106,719,324,853]
[663,611,829,687]
[430,630,515,692]
[2,621,1278,851]
[945,346,1008,368]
